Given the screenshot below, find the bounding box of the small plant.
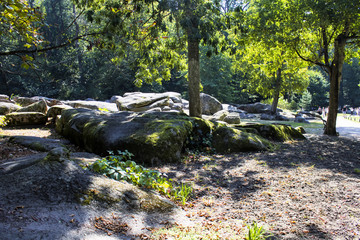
[90,150,193,205]
[172,183,193,205]
[354,168,360,174]
[245,222,268,240]
[0,116,7,131]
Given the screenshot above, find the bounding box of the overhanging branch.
[0,32,104,57]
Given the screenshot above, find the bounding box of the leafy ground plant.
[90,150,193,204]
[245,222,268,240]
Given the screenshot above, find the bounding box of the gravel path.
[337,116,360,139]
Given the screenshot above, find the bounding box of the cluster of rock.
[1,92,307,165]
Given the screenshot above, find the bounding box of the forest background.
[1,0,360,112]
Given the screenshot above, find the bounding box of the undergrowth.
[89,150,193,205]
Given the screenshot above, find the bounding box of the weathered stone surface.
[260,113,276,120]
[295,126,306,134]
[294,114,310,123]
[116,92,182,112]
[200,93,223,115]
[16,99,48,114]
[236,103,282,114]
[13,96,61,107]
[47,104,73,118]
[223,113,241,124]
[9,136,71,151]
[212,126,272,153]
[5,112,48,126]
[235,123,306,141]
[0,94,12,103]
[0,153,47,174]
[56,109,200,165]
[64,100,118,112]
[211,110,229,121]
[0,102,21,115]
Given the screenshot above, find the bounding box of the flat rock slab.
[9,136,71,151]
[0,153,47,174]
[0,157,185,239]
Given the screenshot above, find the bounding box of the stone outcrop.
[64,100,118,112]
[235,123,306,141]
[115,92,183,113]
[236,102,282,114]
[200,93,223,115]
[0,94,13,103]
[0,102,21,115]
[16,99,48,114]
[5,112,48,126]
[47,104,73,119]
[212,126,272,153]
[56,109,197,165]
[9,136,71,152]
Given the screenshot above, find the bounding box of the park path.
[336,116,360,139]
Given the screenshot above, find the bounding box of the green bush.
[90,150,193,205]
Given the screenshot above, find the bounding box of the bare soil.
[1,125,359,239]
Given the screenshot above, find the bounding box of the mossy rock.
[212,126,273,153]
[5,112,48,126]
[235,123,306,141]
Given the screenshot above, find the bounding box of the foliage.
[245,222,268,240]
[90,150,193,205]
[299,90,313,111]
[261,97,292,111]
[0,116,7,128]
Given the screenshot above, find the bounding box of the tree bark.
[324,34,347,136]
[187,35,201,118]
[270,68,282,114]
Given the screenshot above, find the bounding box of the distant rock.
[0,94,13,103]
[47,105,73,119]
[0,102,21,115]
[236,102,282,114]
[13,96,60,107]
[294,114,310,124]
[5,112,48,126]
[16,99,48,114]
[223,113,241,124]
[116,92,183,113]
[64,100,118,112]
[200,93,222,115]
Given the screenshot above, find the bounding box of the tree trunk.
[187,36,201,118]
[73,4,85,90]
[324,34,347,136]
[270,68,282,114]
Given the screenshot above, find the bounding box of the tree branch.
[294,47,330,72]
[0,32,104,56]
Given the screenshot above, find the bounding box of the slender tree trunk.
[187,36,201,118]
[270,68,282,114]
[0,63,9,94]
[324,34,347,136]
[73,5,85,90]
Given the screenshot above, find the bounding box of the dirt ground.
[0,124,359,239]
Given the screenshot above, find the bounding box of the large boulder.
[0,102,21,115]
[200,93,223,115]
[236,103,282,114]
[47,104,73,119]
[235,123,306,141]
[64,100,118,112]
[56,109,199,165]
[16,99,48,114]
[12,96,60,107]
[5,112,48,126]
[212,126,272,153]
[0,94,13,103]
[116,92,183,112]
